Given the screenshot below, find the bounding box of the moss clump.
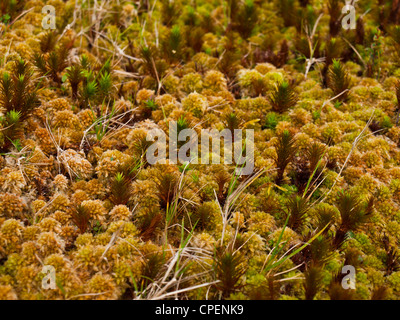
[1,0,400,301]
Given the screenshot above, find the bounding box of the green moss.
[0,0,400,301]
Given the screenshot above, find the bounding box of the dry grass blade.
[216,168,265,245]
[318,111,375,203]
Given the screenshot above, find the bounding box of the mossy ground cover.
[1,0,400,300]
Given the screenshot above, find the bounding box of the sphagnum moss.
[1,0,400,301]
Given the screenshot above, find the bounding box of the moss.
[181,73,204,93]
[0,0,400,301]
[182,92,208,117]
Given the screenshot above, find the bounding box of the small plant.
[286,195,311,231]
[322,38,344,86]
[235,0,258,39]
[81,77,98,106]
[138,208,163,241]
[217,34,242,79]
[70,204,91,233]
[140,46,167,89]
[262,215,329,299]
[65,64,84,100]
[190,204,213,231]
[110,172,133,206]
[92,220,104,235]
[260,40,289,68]
[172,115,190,148]
[366,28,383,79]
[328,277,357,300]
[140,98,157,119]
[295,35,321,63]
[214,168,231,207]
[144,99,158,111]
[163,25,183,62]
[98,71,113,102]
[110,159,141,206]
[268,81,298,113]
[156,172,179,209]
[0,59,40,152]
[33,42,71,86]
[303,266,323,300]
[183,7,205,53]
[328,0,342,37]
[333,191,374,249]
[0,13,10,24]
[389,1,400,25]
[395,80,400,125]
[389,25,400,51]
[139,252,166,290]
[160,0,179,26]
[277,0,299,28]
[39,31,58,53]
[371,286,390,300]
[176,115,189,133]
[79,59,113,106]
[213,246,247,298]
[274,130,298,185]
[308,235,334,267]
[299,0,310,7]
[0,59,39,120]
[0,0,23,25]
[306,142,326,176]
[224,113,240,133]
[0,110,23,153]
[327,59,351,102]
[293,142,327,195]
[356,17,365,45]
[382,235,400,276]
[315,205,337,233]
[88,102,116,143]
